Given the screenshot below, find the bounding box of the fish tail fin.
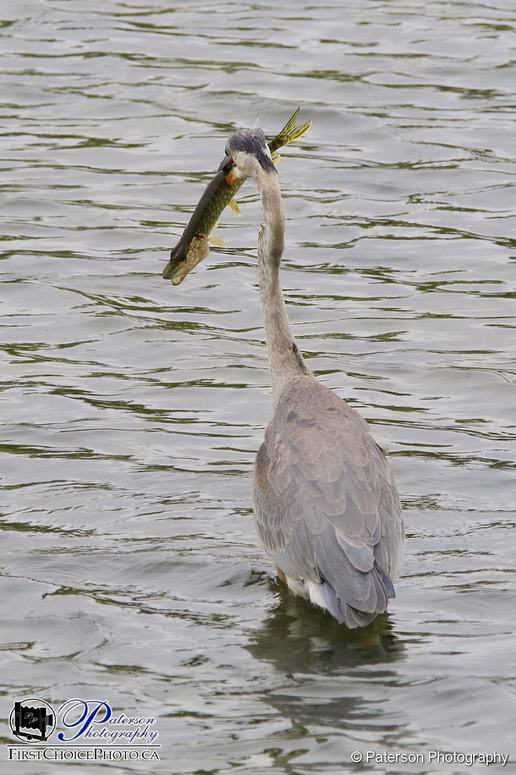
[268,107,312,153]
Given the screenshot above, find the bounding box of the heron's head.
[222,128,276,183]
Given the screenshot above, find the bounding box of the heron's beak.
[218,153,239,185]
[225,167,239,185]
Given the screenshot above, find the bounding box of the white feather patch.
[306,581,327,611]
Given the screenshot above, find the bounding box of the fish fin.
[283,117,312,145]
[208,234,225,248]
[271,107,301,144]
[227,198,241,214]
[271,153,282,166]
[268,107,312,153]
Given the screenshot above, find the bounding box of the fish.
[162,108,311,285]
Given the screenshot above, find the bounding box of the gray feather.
[254,375,404,627]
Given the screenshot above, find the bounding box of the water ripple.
[1,0,515,772]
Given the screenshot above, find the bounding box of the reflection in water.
[1,0,516,772]
[246,580,406,752]
[249,581,405,677]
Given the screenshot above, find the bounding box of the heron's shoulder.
[271,375,368,433]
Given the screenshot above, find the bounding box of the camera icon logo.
[9,698,56,743]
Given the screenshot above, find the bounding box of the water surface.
[1,1,515,772]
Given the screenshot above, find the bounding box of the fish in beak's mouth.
[218,153,240,185]
[163,134,276,284]
[163,108,311,285]
[224,166,239,185]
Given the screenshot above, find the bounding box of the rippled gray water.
[1,1,516,773]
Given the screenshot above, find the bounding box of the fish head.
[163,235,209,286]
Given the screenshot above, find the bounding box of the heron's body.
[255,375,403,627]
[225,128,403,628]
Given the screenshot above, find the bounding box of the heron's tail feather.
[376,563,396,599]
[310,580,380,628]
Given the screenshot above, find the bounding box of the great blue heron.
[224,128,404,628]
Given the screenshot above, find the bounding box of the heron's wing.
[254,376,403,626]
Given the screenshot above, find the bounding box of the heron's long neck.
[256,170,309,402]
